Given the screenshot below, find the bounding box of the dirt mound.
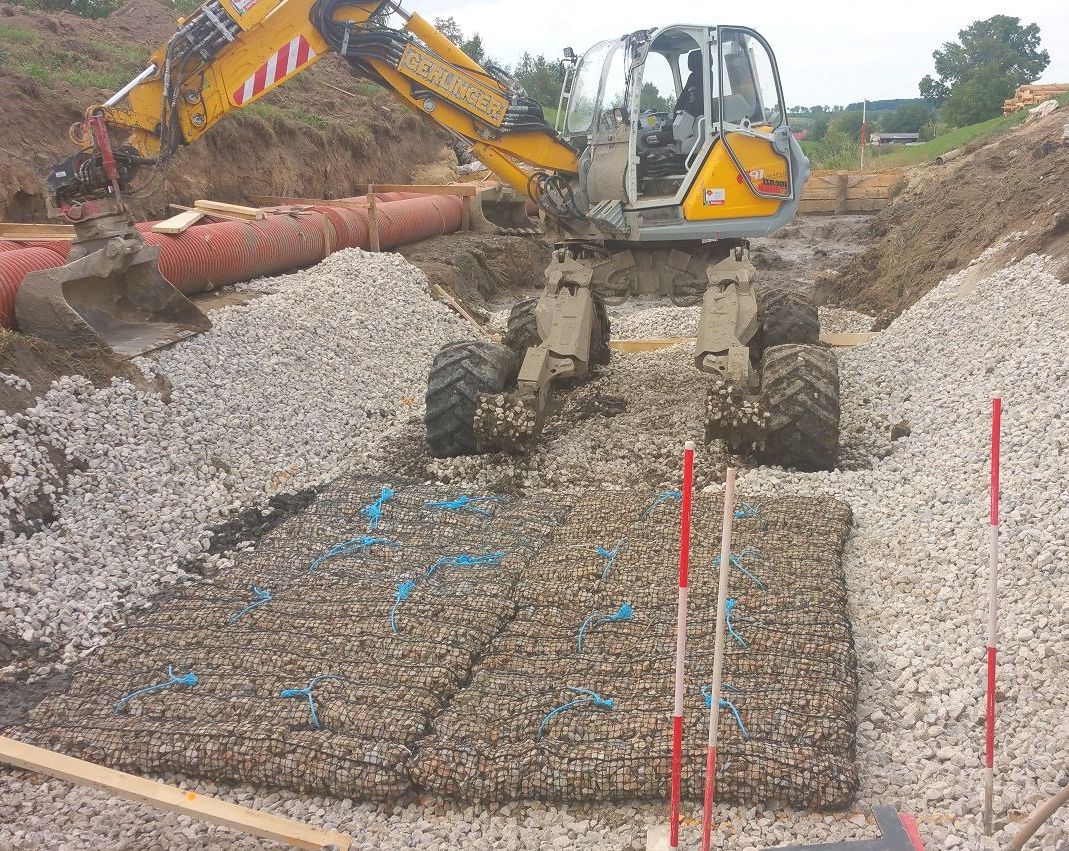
[398,233,550,317]
[0,0,449,222]
[834,108,1069,327]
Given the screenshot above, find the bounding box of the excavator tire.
[750,288,819,360]
[503,293,611,366]
[759,343,840,471]
[426,340,518,458]
[590,294,611,366]
[503,297,540,354]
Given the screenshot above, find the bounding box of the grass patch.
[246,102,336,130]
[0,24,41,44]
[804,94,1069,170]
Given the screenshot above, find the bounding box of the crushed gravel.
[0,249,473,675]
[2,242,1068,849]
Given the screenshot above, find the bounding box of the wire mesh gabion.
[12,478,857,808]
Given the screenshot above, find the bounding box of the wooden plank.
[0,222,76,240]
[802,187,889,202]
[169,204,259,225]
[798,198,889,215]
[610,333,879,353]
[835,173,849,215]
[194,200,265,220]
[610,337,691,353]
[249,195,369,210]
[0,736,351,850]
[349,183,478,197]
[821,331,878,347]
[430,283,490,337]
[150,209,204,235]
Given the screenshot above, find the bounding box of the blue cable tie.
[308,535,398,573]
[734,503,761,520]
[279,674,345,730]
[425,550,506,580]
[641,490,682,518]
[700,685,750,741]
[536,687,614,740]
[226,585,272,625]
[114,665,197,715]
[361,486,395,530]
[425,495,504,516]
[595,538,628,582]
[725,598,748,648]
[712,548,766,590]
[577,601,634,654]
[390,579,417,634]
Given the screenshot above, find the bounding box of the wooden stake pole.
[984,397,1002,836]
[701,468,736,851]
[668,440,696,850]
[367,185,380,252]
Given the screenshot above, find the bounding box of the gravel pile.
[818,306,874,334]
[1,249,473,674]
[736,250,1069,849]
[3,245,1068,849]
[609,303,699,340]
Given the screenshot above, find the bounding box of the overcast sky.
[412,0,1069,106]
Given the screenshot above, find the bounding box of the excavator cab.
[560,25,807,236]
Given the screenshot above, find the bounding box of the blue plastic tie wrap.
[114,665,197,715]
[425,550,506,580]
[226,585,272,625]
[536,687,614,740]
[701,684,750,741]
[640,490,682,518]
[595,538,628,581]
[577,601,634,654]
[279,674,345,730]
[361,486,395,530]
[424,494,504,516]
[390,579,417,634]
[308,535,398,573]
[712,547,766,590]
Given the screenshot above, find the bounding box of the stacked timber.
[1003,83,1069,114]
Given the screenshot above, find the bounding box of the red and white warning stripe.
[233,34,315,106]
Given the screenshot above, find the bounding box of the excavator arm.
[48,0,578,213]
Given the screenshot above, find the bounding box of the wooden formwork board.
[799,170,901,215]
[0,736,351,850]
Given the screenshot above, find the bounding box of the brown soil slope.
[835,108,1069,326]
[0,0,448,221]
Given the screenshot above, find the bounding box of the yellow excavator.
[18,0,840,470]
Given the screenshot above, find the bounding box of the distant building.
[870,132,920,146]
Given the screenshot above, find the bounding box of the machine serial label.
[703,187,726,206]
[397,44,508,127]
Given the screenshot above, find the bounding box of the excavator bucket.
[15,236,210,358]
[470,185,542,235]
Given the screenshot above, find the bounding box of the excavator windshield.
[564,39,620,135]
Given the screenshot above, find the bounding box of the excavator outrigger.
[19,0,841,470]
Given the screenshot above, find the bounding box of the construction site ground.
[1,93,1068,851]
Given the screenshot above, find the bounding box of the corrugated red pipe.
[0,194,466,328]
[0,247,66,327]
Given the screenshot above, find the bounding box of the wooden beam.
[169,204,260,225]
[0,736,351,850]
[151,209,204,235]
[349,183,477,197]
[609,332,879,353]
[0,222,75,240]
[430,283,490,337]
[193,200,265,220]
[249,196,369,211]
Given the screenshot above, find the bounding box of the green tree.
[640,82,674,112]
[880,102,933,133]
[919,15,1049,122]
[512,52,564,108]
[432,16,485,64]
[830,110,864,139]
